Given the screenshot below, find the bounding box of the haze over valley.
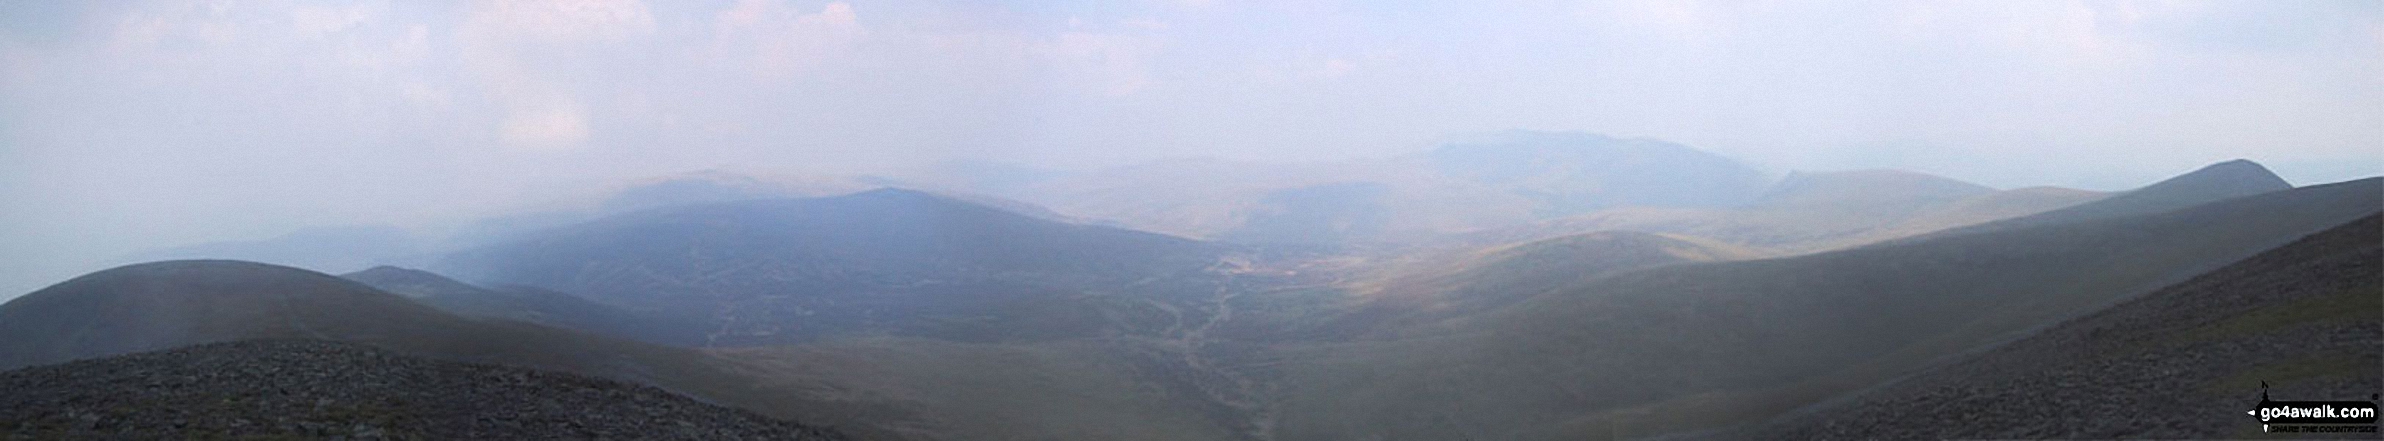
[2,1,2379,439]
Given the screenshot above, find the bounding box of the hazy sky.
[1,0,2379,296]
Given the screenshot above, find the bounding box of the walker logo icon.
[2246,382,2379,433]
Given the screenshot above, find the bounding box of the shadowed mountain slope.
[343,266,711,346]
[0,340,843,440]
[439,187,1230,346]
[1758,214,2381,439]
[1272,177,2380,440]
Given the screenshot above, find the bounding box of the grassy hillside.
[1760,214,2380,438]
[1270,178,2380,440]
[1318,230,1762,339]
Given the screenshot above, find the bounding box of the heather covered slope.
[1271,178,2381,440]
[1758,214,2382,439]
[713,338,1244,441]
[0,340,843,440]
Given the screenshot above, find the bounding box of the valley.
[4,3,2373,439]
[2,152,2375,441]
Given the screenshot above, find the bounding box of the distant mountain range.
[119,130,2102,271]
[2,154,2374,440]
[1005,131,1776,244]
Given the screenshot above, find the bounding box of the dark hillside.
[1760,214,2381,439]
[0,260,902,438]
[1274,178,2381,440]
[0,340,843,440]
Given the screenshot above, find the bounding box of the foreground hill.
[1757,214,2381,439]
[115,225,426,276]
[1272,177,2381,440]
[0,260,894,438]
[0,340,842,440]
[0,260,477,370]
[439,187,1231,346]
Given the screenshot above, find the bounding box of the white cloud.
[290,2,382,38]
[1047,31,1159,97]
[454,0,661,151]
[710,0,865,78]
[466,0,655,43]
[500,106,592,149]
[390,24,430,63]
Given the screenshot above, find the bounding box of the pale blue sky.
[1,0,2379,297]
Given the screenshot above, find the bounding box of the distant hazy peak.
[1422,129,1770,211]
[1426,130,1709,160]
[825,186,1025,217]
[601,170,875,214]
[842,186,944,201]
[347,265,437,279]
[340,265,484,299]
[1752,169,1994,208]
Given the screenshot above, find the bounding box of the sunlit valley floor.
[2,137,2378,440]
